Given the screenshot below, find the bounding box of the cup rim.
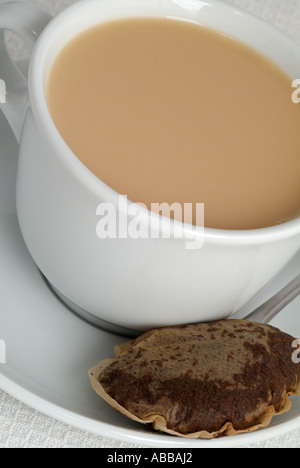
[27,0,300,245]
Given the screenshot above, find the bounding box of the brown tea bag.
[89,320,300,439]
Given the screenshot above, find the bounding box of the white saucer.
[0,108,299,448]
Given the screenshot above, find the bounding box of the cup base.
[43,276,141,337]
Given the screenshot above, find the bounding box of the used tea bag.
[89,320,300,439]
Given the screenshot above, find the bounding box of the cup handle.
[0,1,52,142]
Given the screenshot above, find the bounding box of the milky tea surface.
[47,18,300,229]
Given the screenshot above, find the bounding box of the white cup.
[1,0,300,334]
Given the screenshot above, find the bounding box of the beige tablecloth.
[0,0,300,448]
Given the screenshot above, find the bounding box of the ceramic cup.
[0,0,300,335]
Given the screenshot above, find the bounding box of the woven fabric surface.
[0,0,300,448]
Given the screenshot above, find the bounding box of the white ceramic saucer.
[0,107,300,448]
